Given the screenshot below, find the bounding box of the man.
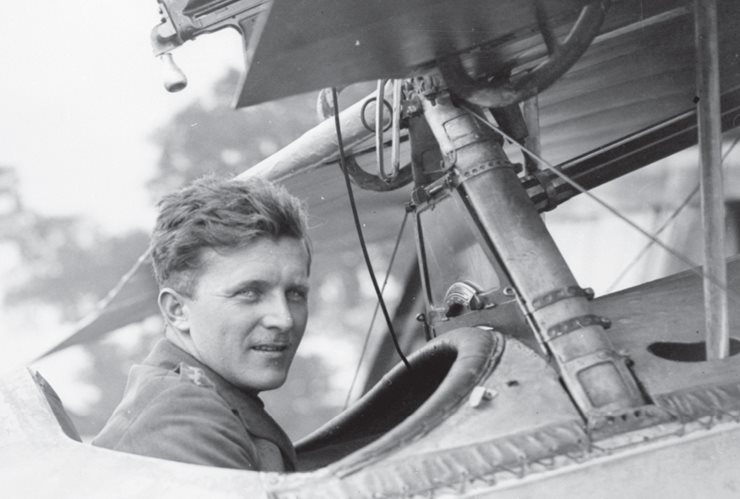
[93,175,311,472]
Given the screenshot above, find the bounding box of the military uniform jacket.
[92,339,296,471]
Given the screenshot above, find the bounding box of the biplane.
[2,0,740,497]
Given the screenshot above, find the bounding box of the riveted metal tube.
[420,91,645,418]
[695,0,729,360]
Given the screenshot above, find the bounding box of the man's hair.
[150,175,310,295]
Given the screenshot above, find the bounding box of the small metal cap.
[159,53,187,93]
[469,385,497,408]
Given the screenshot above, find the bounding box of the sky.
[0,2,242,232]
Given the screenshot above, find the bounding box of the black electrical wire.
[343,210,410,409]
[330,87,411,370]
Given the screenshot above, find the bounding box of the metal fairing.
[4,299,740,497]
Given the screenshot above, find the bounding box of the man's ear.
[158,288,190,334]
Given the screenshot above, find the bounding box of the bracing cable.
[462,104,740,306]
[344,210,410,409]
[331,87,411,369]
[606,134,740,292]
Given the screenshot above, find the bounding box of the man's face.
[182,237,310,392]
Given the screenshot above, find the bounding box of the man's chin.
[236,372,287,393]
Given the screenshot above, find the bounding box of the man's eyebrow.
[223,279,270,295]
[224,278,309,293]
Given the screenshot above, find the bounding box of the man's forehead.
[199,239,310,278]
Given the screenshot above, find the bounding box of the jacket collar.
[143,339,297,468]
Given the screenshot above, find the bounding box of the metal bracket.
[454,158,515,184]
[531,285,595,311]
[443,281,485,318]
[530,170,561,212]
[411,74,446,105]
[545,314,611,341]
[563,348,621,374]
[443,122,485,151]
[411,173,455,206]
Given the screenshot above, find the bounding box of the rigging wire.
[462,104,740,306]
[331,87,412,369]
[343,210,410,409]
[606,134,740,292]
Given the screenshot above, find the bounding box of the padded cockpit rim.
[297,327,503,473]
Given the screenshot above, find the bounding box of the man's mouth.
[252,344,289,353]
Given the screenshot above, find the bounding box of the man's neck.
[164,326,198,360]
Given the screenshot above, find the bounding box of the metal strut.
[694,0,729,360]
[416,72,646,423]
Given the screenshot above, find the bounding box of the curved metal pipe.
[344,155,413,192]
[440,0,610,108]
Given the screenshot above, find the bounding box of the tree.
[147,69,319,198]
[5,217,150,321]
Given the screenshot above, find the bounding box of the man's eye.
[236,288,261,301]
[287,288,308,302]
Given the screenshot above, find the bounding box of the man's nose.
[261,294,294,331]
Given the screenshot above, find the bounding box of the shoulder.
[95,362,260,469]
[129,362,239,432]
[144,363,220,402]
[176,364,217,389]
